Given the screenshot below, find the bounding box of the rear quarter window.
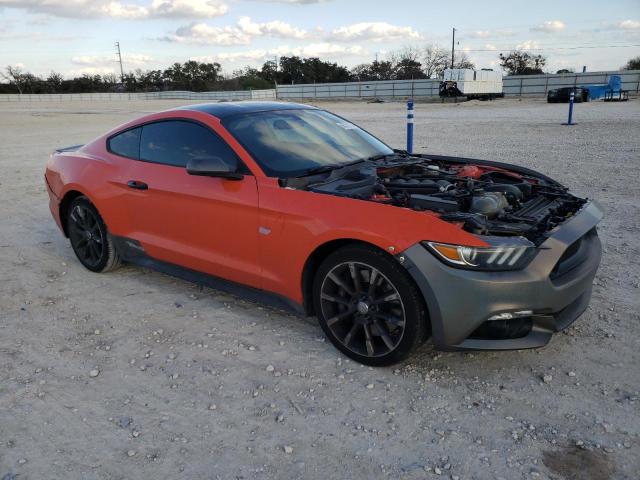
[108,127,141,159]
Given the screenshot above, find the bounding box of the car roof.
[177,101,316,119]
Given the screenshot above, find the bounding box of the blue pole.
[406,99,414,153]
[566,91,575,126]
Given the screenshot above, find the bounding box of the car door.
[117,119,261,289]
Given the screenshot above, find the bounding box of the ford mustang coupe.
[45,102,602,365]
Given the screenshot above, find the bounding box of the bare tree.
[1,65,27,94]
[454,52,475,71]
[421,45,449,78]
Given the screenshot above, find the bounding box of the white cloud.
[328,22,420,42]
[192,43,366,63]
[531,20,565,33]
[614,19,640,30]
[165,22,252,45]
[149,0,227,18]
[0,0,228,19]
[163,17,309,44]
[468,30,491,38]
[255,0,331,3]
[71,53,154,67]
[67,67,119,76]
[237,16,308,39]
[516,40,543,50]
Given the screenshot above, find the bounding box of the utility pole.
[450,28,456,69]
[115,42,124,82]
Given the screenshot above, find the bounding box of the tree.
[499,51,546,75]
[46,71,63,93]
[391,46,427,80]
[622,56,640,71]
[1,65,28,94]
[260,60,278,83]
[453,52,475,70]
[421,45,450,78]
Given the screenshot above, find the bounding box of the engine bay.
[281,153,587,245]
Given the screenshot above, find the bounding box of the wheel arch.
[59,189,88,237]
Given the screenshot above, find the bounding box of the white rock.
[366,383,374,390]
[543,374,553,383]
[127,450,136,457]
[283,445,293,454]
[89,369,100,378]
[266,365,275,372]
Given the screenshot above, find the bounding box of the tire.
[67,196,121,273]
[312,244,429,366]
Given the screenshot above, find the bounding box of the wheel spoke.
[327,272,355,297]
[321,292,350,306]
[367,268,379,297]
[326,308,354,327]
[343,323,360,345]
[371,292,400,305]
[373,319,396,350]
[363,324,375,356]
[348,263,362,293]
[372,311,405,327]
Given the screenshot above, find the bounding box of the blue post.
[564,90,575,126]
[406,99,414,153]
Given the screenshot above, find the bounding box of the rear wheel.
[313,245,429,366]
[67,196,120,272]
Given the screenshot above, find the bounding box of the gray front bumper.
[402,201,603,350]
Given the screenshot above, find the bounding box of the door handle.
[127,180,148,190]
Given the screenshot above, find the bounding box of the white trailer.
[439,69,503,99]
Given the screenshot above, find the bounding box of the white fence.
[276,70,640,99]
[0,89,277,102]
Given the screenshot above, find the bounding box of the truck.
[439,69,504,100]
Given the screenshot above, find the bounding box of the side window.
[108,127,141,159]
[140,120,242,170]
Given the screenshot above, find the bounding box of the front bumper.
[402,201,603,350]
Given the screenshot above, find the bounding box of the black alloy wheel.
[313,245,429,366]
[67,196,120,272]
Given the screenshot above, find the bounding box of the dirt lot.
[1,97,638,480]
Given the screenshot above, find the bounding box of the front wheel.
[67,196,121,272]
[313,245,429,366]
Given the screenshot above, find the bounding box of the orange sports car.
[45,102,602,365]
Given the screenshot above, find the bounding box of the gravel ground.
[0,97,638,480]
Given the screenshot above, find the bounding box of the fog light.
[488,310,533,321]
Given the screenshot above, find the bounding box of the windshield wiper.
[298,158,367,177]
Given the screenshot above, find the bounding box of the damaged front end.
[280,151,587,247]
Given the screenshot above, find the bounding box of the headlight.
[423,236,536,271]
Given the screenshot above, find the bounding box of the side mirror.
[186,156,244,180]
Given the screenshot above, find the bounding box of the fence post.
[406,99,414,153]
[519,77,523,96]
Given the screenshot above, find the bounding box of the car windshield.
[222,109,394,177]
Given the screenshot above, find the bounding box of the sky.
[0,0,639,79]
